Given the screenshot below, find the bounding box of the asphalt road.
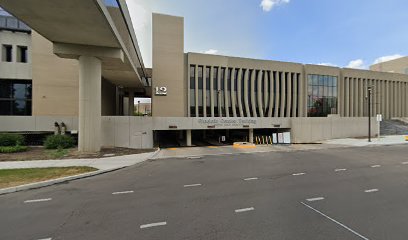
[2,145,408,240]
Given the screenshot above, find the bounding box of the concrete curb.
[0,149,160,195]
[0,167,125,195]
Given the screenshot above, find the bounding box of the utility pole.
[368,86,372,142]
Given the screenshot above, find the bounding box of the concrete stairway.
[380,120,408,136]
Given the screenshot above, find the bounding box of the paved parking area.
[1,145,408,239]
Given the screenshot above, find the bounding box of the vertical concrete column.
[78,56,102,152]
[244,70,251,117]
[264,71,269,114]
[386,80,389,117]
[115,86,120,116]
[274,72,281,117]
[186,130,192,147]
[298,73,304,117]
[280,72,286,117]
[195,66,199,117]
[257,70,264,117]
[128,90,134,116]
[251,70,257,117]
[292,73,298,117]
[249,128,254,143]
[359,78,363,117]
[217,67,222,117]
[203,66,207,117]
[286,73,292,118]
[345,77,350,117]
[210,66,215,117]
[231,68,237,117]
[237,69,244,117]
[268,71,274,117]
[224,68,230,117]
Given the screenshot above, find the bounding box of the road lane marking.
[244,177,259,181]
[24,198,52,203]
[235,207,255,213]
[37,238,52,240]
[183,184,202,188]
[335,169,347,172]
[371,165,381,168]
[112,191,134,195]
[301,202,370,240]
[140,222,167,229]
[402,162,408,165]
[364,189,379,193]
[292,173,306,176]
[306,197,325,202]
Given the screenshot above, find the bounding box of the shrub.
[0,145,28,153]
[0,134,25,147]
[44,135,75,149]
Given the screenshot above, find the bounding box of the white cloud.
[346,59,366,69]
[317,63,338,67]
[373,54,403,64]
[260,0,290,12]
[201,49,219,55]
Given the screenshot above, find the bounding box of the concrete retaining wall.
[291,117,378,143]
[0,116,379,148]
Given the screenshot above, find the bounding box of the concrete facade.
[152,13,186,117]
[370,57,408,74]
[0,6,406,151]
[0,30,31,80]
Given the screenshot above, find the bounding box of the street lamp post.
[367,86,372,142]
[137,100,140,115]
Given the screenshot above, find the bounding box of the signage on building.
[155,86,167,96]
[376,114,382,122]
[196,118,257,128]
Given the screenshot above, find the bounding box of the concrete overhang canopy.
[0,0,147,88]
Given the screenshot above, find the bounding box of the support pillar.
[249,128,254,143]
[78,56,102,152]
[186,130,192,147]
[128,90,134,116]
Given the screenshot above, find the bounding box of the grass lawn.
[0,167,97,189]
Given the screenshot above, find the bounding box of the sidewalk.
[323,135,408,147]
[152,144,344,159]
[0,150,159,170]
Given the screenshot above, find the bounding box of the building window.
[2,44,12,62]
[17,46,28,63]
[307,74,337,117]
[0,80,32,115]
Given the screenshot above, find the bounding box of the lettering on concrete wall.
[197,118,257,128]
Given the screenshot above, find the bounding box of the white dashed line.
[183,184,202,188]
[235,207,255,213]
[306,197,325,202]
[364,189,379,193]
[371,165,381,168]
[24,198,52,203]
[244,177,259,181]
[301,202,370,240]
[112,191,134,195]
[402,162,408,165]
[140,222,167,229]
[37,238,52,240]
[335,169,347,172]
[292,173,306,176]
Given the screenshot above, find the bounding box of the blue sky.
[126,0,408,69]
